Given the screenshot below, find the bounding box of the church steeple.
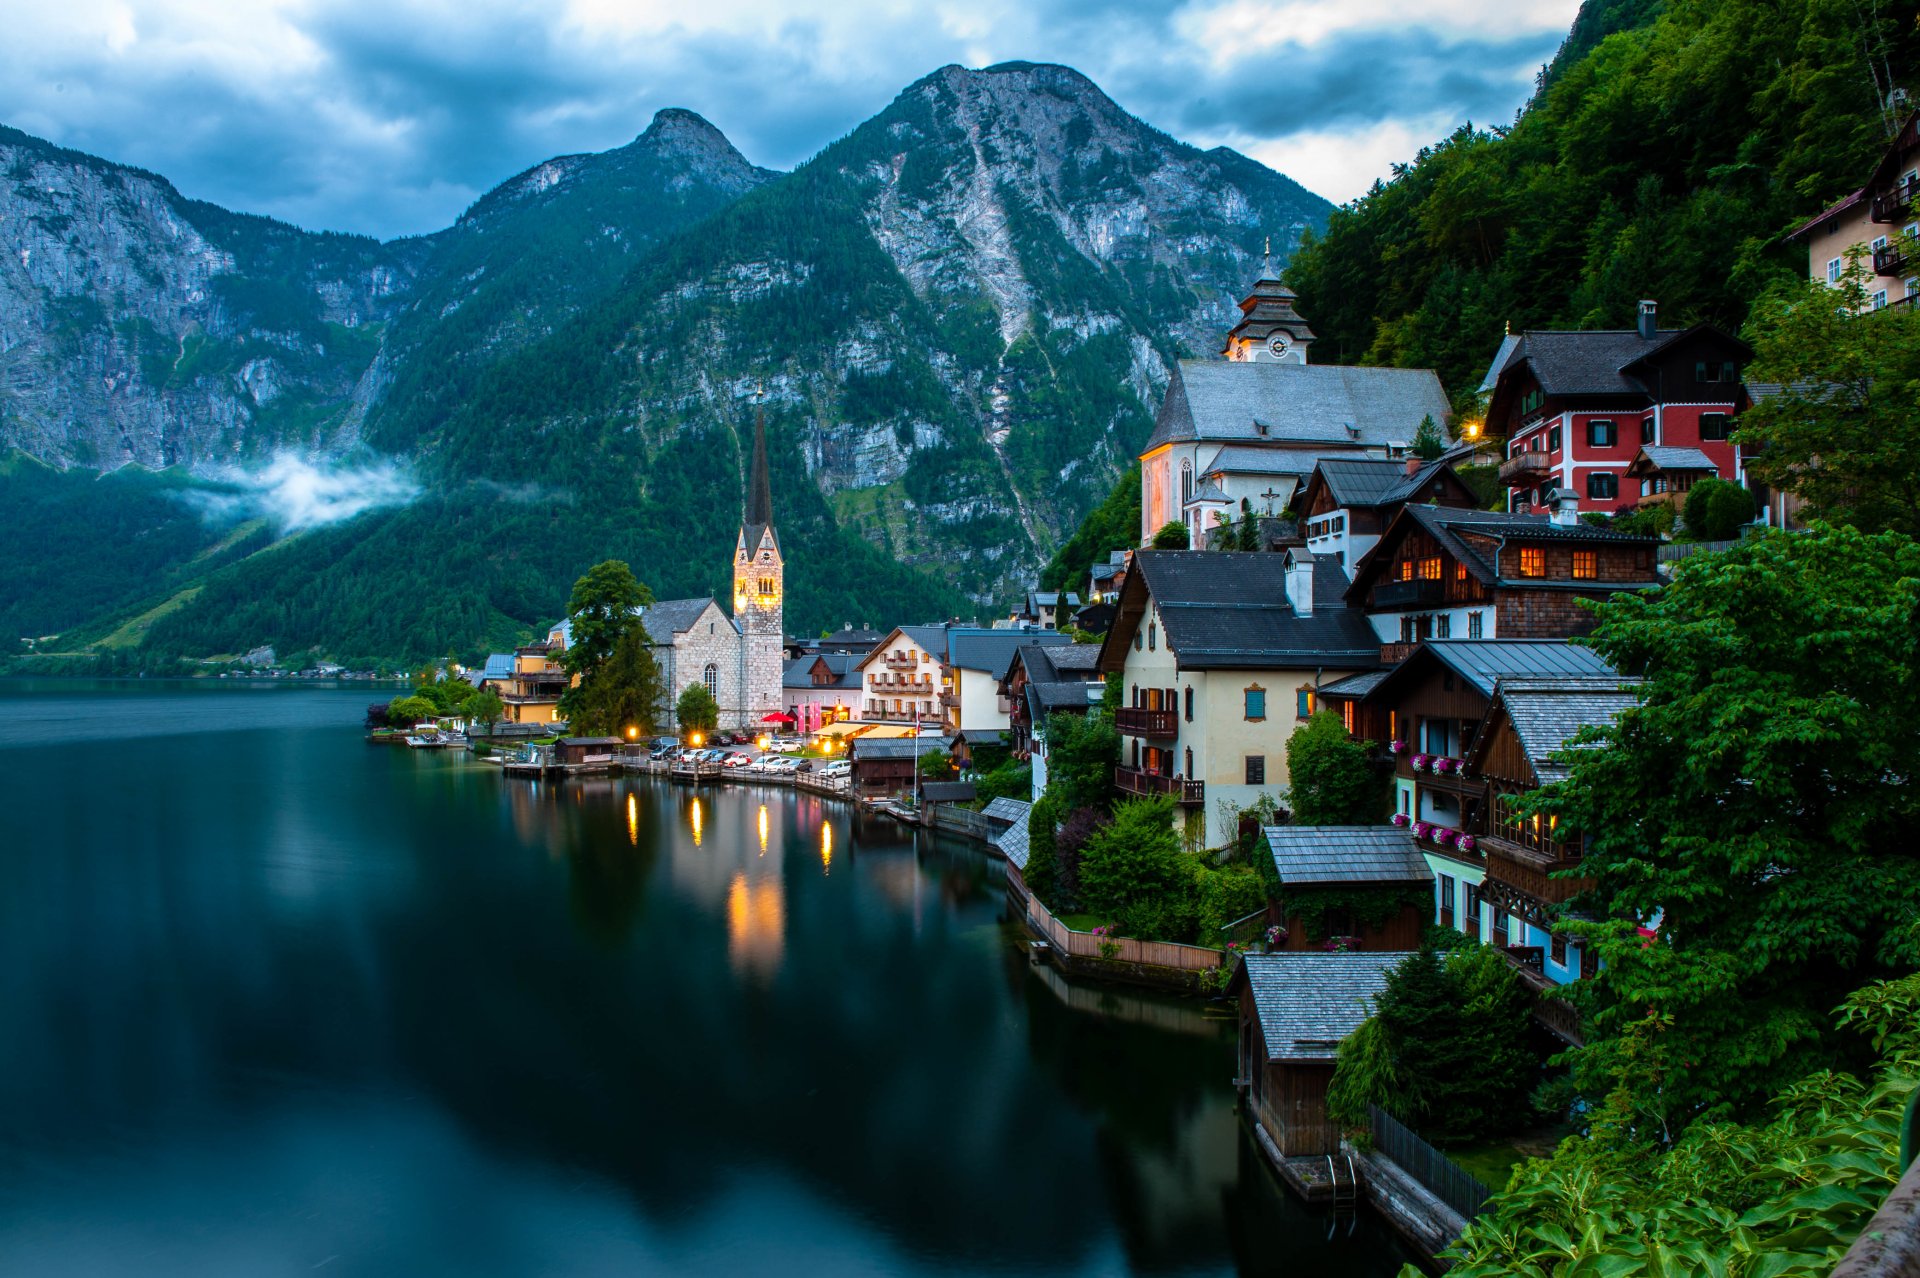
[743,406,774,542]
[733,406,783,723]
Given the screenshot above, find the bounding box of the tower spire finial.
[1263,235,1272,278]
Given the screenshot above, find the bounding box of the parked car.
[820,760,851,777]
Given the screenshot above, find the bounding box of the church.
[638,411,786,731]
[1138,269,1452,546]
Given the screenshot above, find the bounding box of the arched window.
[1180,459,1193,504]
[703,664,718,698]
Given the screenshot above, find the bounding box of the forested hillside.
[1284,0,1918,408]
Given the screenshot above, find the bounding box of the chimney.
[1551,488,1581,527]
[1404,456,1421,478]
[1285,553,1315,616]
[1637,299,1657,340]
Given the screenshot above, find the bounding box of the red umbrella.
[762,711,796,723]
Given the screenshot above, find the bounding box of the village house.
[1083,550,1129,605]
[1261,826,1432,952]
[850,735,950,799]
[1787,113,1919,313]
[1482,304,1756,518]
[1096,549,1382,849]
[1000,642,1106,796]
[1140,274,1451,548]
[475,620,575,724]
[1294,456,1483,576]
[1012,590,1082,630]
[855,625,1072,735]
[1344,500,1663,647]
[1318,639,1619,965]
[1232,952,1411,1158]
[782,652,862,734]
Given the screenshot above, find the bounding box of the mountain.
[2,63,1332,665]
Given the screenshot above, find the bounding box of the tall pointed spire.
[745,406,773,534]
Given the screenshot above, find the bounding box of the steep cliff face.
[0,125,417,470]
[4,64,1332,659]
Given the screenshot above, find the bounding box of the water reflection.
[0,683,1420,1277]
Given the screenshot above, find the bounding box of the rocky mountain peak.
[631,107,770,192]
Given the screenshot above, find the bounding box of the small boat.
[403,731,452,748]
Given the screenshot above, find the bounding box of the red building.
[1482,302,1752,517]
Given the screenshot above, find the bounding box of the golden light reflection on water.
[627,793,639,846]
[690,798,703,847]
[758,804,769,855]
[725,871,785,977]
[821,821,832,874]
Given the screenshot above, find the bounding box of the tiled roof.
[1145,360,1450,452]
[1130,552,1382,669]
[1510,329,1677,396]
[1634,445,1719,473]
[1089,561,1123,582]
[1240,952,1413,1061]
[1264,826,1433,886]
[991,808,1033,869]
[1029,681,1103,714]
[640,597,728,643]
[1491,677,1642,782]
[1788,187,1867,240]
[1351,506,1660,595]
[1367,639,1619,703]
[1317,668,1390,699]
[782,653,862,690]
[1190,477,1230,503]
[1312,458,1447,508]
[1039,644,1103,672]
[1202,443,1362,475]
[1478,333,1522,394]
[949,628,1073,679]
[921,781,976,802]
[851,736,950,760]
[983,797,1032,823]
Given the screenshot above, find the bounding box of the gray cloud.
[0,1,1572,239]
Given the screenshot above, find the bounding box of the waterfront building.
[1095,549,1381,850]
[1001,642,1105,797]
[856,624,1072,734]
[1481,304,1755,518]
[1231,952,1412,1157]
[1260,826,1432,952]
[1343,501,1662,646]
[783,652,862,733]
[1139,273,1450,547]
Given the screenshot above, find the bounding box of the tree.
[386,695,437,726]
[1739,260,1920,537]
[1077,796,1193,940]
[1151,520,1190,549]
[562,560,654,680]
[1679,476,1754,541]
[1533,524,1920,1124]
[917,748,954,779]
[467,687,505,735]
[1285,711,1386,824]
[1040,710,1120,812]
[565,628,664,738]
[1412,413,1446,460]
[675,681,719,738]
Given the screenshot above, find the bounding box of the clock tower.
[733,409,784,727]
[1222,244,1315,364]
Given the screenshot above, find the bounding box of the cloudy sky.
[1,0,1580,240]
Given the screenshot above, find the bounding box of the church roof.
[740,408,779,555]
[640,598,733,643]
[1145,360,1451,453]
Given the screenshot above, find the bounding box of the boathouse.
[554,737,625,767]
[1261,826,1432,951]
[1231,951,1412,1157]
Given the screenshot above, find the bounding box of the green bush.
[387,695,438,725]
[1078,796,1191,938]
[1285,710,1387,824]
[1150,520,1190,549]
[1680,476,1755,541]
[973,758,1032,806]
[1195,863,1268,946]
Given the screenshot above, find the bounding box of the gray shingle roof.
[1478,333,1522,394]
[1038,644,1103,672]
[640,598,729,643]
[1312,458,1447,508]
[983,797,1032,823]
[1490,677,1641,782]
[920,781,976,803]
[1128,551,1382,669]
[1240,952,1413,1061]
[1316,668,1390,699]
[783,653,862,690]
[949,629,1073,679]
[1264,826,1433,886]
[1511,329,1677,396]
[1030,681,1103,714]
[851,736,951,761]
[1146,359,1450,452]
[1367,639,1619,704]
[1632,445,1719,473]
[992,809,1032,869]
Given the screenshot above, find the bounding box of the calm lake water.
[0,681,1419,1277]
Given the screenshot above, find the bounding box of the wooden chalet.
[1232,952,1412,1157]
[1260,826,1432,951]
[1344,504,1662,646]
[1293,455,1481,576]
[849,735,949,798]
[1001,642,1104,763]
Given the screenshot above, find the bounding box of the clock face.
[1267,333,1291,357]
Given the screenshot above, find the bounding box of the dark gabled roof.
[1311,458,1452,509]
[1009,641,1106,692]
[920,781,977,803]
[1512,329,1679,396]
[1475,677,1642,782]
[1108,551,1382,671]
[1145,360,1450,453]
[1264,826,1432,886]
[851,736,951,760]
[983,797,1032,824]
[1626,445,1719,475]
[1237,953,1413,1061]
[1364,639,1619,705]
[949,629,1073,679]
[1202,443,1375,479]
[1478,332,1522,393]
[1346,505,1662,600]
[782,653,861,690]
[1788,187,1867,239]
[640,597,729,643]
[1028,681,1103,716]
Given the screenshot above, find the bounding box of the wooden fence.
[1369,1104,1492,1221]
[1023,891,1224,972]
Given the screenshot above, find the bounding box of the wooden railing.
[1024,891,1223,972]
[1115,707,1178,738]
[1114,766,1204,806]
[1483,833,1589,907]
[1499,451,1553,485]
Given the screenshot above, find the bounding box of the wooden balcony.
[1114,706,1178,738]
[1114,766,1204,806]
[1380,642,1417,665]
[1482,833,1590,910]
[1499,451,1553,486]
[1373,578,1448,609]
[1502,950,1584,1046]
[1872,176,1917,223]
[1873,238,1913,276]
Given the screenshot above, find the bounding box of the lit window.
[1572,551,1597,579]
[1418,557,1442,580]
[1454,562,1468,580]
[1296,688,1314,718]
[1398,560,1414,581]
[1519,547,1545,577]
[1244,686,1266,721]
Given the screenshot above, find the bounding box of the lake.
[0,681,1420,1276]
